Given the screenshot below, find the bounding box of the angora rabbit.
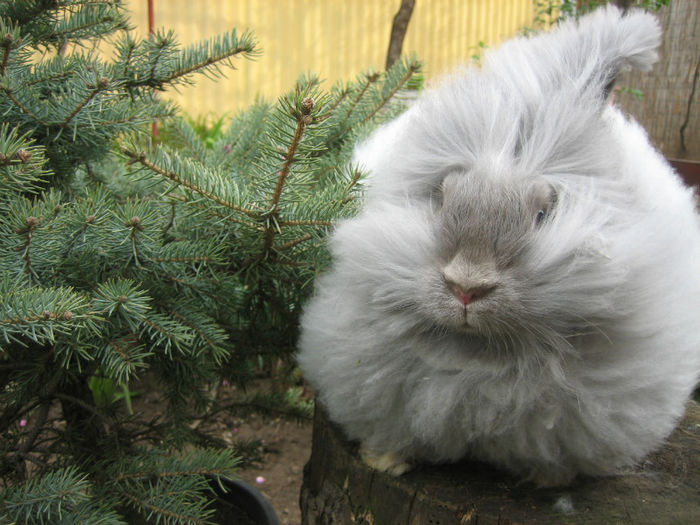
[297,6,700,486]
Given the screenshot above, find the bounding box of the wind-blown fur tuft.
[297,6,700,486]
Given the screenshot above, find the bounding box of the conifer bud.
[118,295,128,303]
[127,216,144,231]
[2,33,13,46]
[62,311,73,321]
[301,97,314,115]
[15,150,32,163]
[86,215,96,224]
[14,216,39,235]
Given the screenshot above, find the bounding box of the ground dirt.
[232,413,312,525]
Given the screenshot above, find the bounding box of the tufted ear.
[561,5,662,103]
[486,5,663,109]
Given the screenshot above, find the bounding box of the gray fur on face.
[297,6,700,486]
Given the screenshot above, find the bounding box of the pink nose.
[448,283,491,305]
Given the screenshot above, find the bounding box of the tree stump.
[300,401,700,524]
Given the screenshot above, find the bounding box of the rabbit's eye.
[531,181,557,227]
[535,208,547,225]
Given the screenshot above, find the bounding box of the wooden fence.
[124,0,534,116]
[617,0,699,161]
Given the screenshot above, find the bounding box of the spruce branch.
[277,219,333,227]
[60,75,111,128]
[359,56,422,128]
[150,255,217,263]
[24,69,73,86]
[326,83,350,114]
[269,96,317,212]
[114,465,231,483]
[0,284,96,346]
[120,146,258,219]
[165,192,264,230]
[0,467,123,525]
[275,233,313,252]
[1,309,79,326]
[15,215,40,282]
[1,86,52,127]
[341,166,364,203]
[262,96,315,254]
[146,30,173,88]
[115,32,136,81]
[0,33,14,77]
[169,310,225,356]
[61,213,96,259]
[125,28,258,91]
[139,313,193,356]
[163,29,258,84]
[50,2,130,44]
[345,71,381,122]
[0,124,49,195]
[120,491,210,525]
[0,18,23,78]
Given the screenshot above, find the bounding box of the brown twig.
[274,233,313,252]
[261,97,315,254]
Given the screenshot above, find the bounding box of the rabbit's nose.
[446,281,494,305]
[442,256,498,305]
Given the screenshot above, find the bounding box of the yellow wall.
[124,1,534,116]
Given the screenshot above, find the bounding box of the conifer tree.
[0,1,421,522]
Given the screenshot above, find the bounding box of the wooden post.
[300,401,700,524]
[385,0,416,70]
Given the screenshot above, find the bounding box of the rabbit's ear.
[562,5,662,102]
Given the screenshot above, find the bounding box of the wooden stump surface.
[300,401,700,524]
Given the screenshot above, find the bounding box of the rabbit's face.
[418,172,558,337]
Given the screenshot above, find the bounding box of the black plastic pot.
[207,476,281,525]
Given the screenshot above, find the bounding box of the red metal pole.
[147,0,155,36]
[148,0,159,137]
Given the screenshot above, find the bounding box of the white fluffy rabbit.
[297,6,700,486]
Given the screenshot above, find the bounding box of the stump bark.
[300,401,700,524]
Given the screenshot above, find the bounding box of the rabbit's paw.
[360,447,413,476]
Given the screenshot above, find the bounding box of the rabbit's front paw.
[360,447,413,476]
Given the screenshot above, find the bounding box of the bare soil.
[232,413,312,525]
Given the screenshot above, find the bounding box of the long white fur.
[297,6,700,486]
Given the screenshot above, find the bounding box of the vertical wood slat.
[123,0,533,116]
